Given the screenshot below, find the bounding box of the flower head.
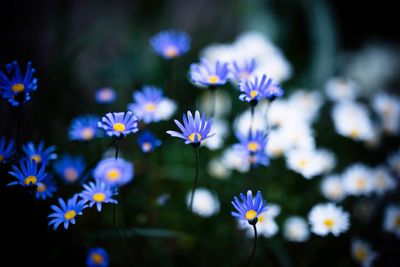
[383,204,400,237]
[69,115,101,141]
[231,58,257,82]
[35,174,57,200]
[189,59,229,88]
[54,155,86,184]
[239,203,281,238]
[8,159,47,187]
[231,190,267,225]
[351,239,378,267]
[308,203,350,236]
[80,180,118,212]
[22,141,57,165]
[137,130,161,153]
[48,194,87,230]
[93,157,134,187]
[128,86,176,123]
[86,247,110,267]
[95,87,116,104]
[166,110,214,146]
[264,82,284,101]
[283,216,310,242]
[0,61,37,106]
[186,188,220,217]
[0,137,16,163]
[342,163,374,196]
[238,74,272,104]
[321,175,346,202]
[98,111,138,138]
[234,131,269,166]
[150,30,191,59]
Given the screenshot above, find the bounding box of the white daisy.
[308,203,350,236]
[372,92,400,135]
[288,90,324,123]
[185,188,220,217]
[267,100,309,128]
[351,238,378,267]
[342,163,374,196]
[324,77,360,102]
[221,146,250,173]
[203,119,228,150]
[321,175,346,202]
[372,166,396,196]
[239,203,281,238]
[265,128,292,158]
[387,148,400,176]
[383,204,400,238]
[233,106,268,137]
[207,158,231,180]
[283,216,310,242]
[198,90,232,118]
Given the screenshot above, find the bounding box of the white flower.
[186,188,220,217]
[388,148,400,176]
[203,119,228,150]
[233,106,268,137]
[198,90,232,118]
[324,77,360,101]
[281,123,316,152]
[321,175,346,202]
[308,203,350,236]
[332,101,374,141]
[154,99,177,121]
[265,129,291,158]
[372,92,400,135]
[207,158,231,180]
[283,216,310,242]
[383,204,400,238]
[372,166,396,195]
[342,163,374,196]
[351,239,378,267]
[267,100,309,128]
[288,90,324,123]
[221,146,250,173]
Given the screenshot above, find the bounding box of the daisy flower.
[137,130,161,153]
[387,148,400,176]
[231,58,257,82]
[383,204,400,237]
[95,87,116,104]
[321,175,346,202]
[93,157,134,187]
[238,74,273,104]
[234,131,269,167]
[308,203,350,236]
[286,149,335,179]
[324,77,360,102]
[54,155,86,184]
[185,188,220,217]
[283,216,310,242]
[189,58,229,88]
[342,163,374,196]
[22,141,57,165]
[372,166,396,195]
[127,86,176,123]
[98,112,138,138]
[231,190,267,225]
[150,30,191,60]
[8,159,47,187]
[80,180,118,212]
[239,203,281,238]
[48,194,87,230]
[86,247,110,267]
[69,115,101,141]
[351,238,378,267]
[35,174,57,200]
[372,92,400,135]
[0,137,16,163]
[221,146,251,173]
[207,158,231,179]
[288,90,323,123]
[202,119,228,150]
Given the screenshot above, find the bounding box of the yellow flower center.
[81,127,95,140]
[356,178,366,190]
[113,123,126,132]
[93,192,106,202]
[0,155,4,162]
[354,247,368,261]
[12,83,25,93]
[395,215,400,228]
[258,214,264,223]
[31,154,42,163]
[245,210,257,221]
[24,175,38,186]
[164,46,179,58]
[188,133,202,142]
[106,168,121,181]
[36,183,47,193]
[208,75,220,84]
[350,129,359,138]
[247,142,260,152]
[324,218,334,228]
[298,159,307,168]
[64,210,76,220]
[64,167,78,182]
[91,253,104,265]
[145,103,156,112]
[142,142,152,152]
[250,90,258,99]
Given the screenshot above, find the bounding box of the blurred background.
[0,0,399,266]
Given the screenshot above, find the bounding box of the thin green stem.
[189,147,200,213]
[245,224,258,267]
[115,139,120,160]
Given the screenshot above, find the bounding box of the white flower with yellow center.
[324,77,360,101]
[221,146,250,173]
[372,166,396,195]
[372,92,400,135]
[288,90,323,123]
[283,216,310,242]
[383,204,400,238]
[207,158,231,180]
[351,239,378,267]
[186,188,220,217]
[308,203,350,236]
[321,175,346,202]
[342,163,374,196]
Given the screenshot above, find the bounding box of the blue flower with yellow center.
[150,30,191,60]
[137,130,161,153]
[80,180,118,212]
[239,74,273,104]
[0,61,37,106]
[0,137,16,164]
[93,157,134,187]
[231,190,267,225]
[35,174,58,200]
[234,131,269,166]
[22,141,57,165]
[48,194,87,230]
[54,155,86,184]
[98,111,138,138]
[69,115,101,141]
[95,87,116,104]
[231,59,257,82]
[167,110,214,146]
[8,159,47,187]
[189,58,229,88]
[86,247,109,267]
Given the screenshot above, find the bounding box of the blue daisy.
[150,30,191,60]
[54,155,86,184]
[239,74,272,104]
[137,130,161,153]
[8,159,47,187]
[166,110,214,146]
[127,85,176,124]
[0,61,38,106]
[0,137,16,163]
[93,157,134,187]
[80,180,118,212]
[95,87,116,104]
[22,141,57,165]
[35,174,58,200]
[231,190,267,225]
[234,131,269,166]
[264,81,284,101]
[86,247,110,267]
[98,111,138,138]
[189,58,229,88]
[231,58,257,82]
[69,115,101,141]
[48,194,87,230]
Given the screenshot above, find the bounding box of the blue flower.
[95,87,116,104]
[8,159,47,187]
[234,131,269,166]
[98,111,138,138]
[54,155,86,184]
[86,247,109,267]
[80,180,118,212]
[150,30,191,59]
[137,130,161,153]
[231,59,257,82]
[264,82,284,101]
[166,110,214,145]
[22,141,57,165]
[127,86,176,124]
[69,115,101,141]
[239,74,272,104]
[35,174,58,200]
[189,58,229,88]
[0,137,16,163]
[93,157,134,187]
[48,194,87,230]
[231,190,267,224]
[0,61,38,106]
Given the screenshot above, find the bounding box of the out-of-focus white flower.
[321,175,346,202]
[364,125,382,148]
[372,166,396,195]
[186,188,220,217]
[332,101,374,141]
[388,148,400,177]
[203,119,228,150]
[283,216,310,242]
[198,90,232,118]
[234,106,268,137]
[153,98,177,121]
[267,100,309,128]
[288,90,324,123]
[239,203,281,238]
[342,163,374,196]
[308,203,350,236]
[221,146,250,173]
[201,44,238,63]
[372,92,400,135]
[351,238,378,267]
[383,204,400,238]
[265,129,291,158]
[324,77,360,102]
[207,158,231,180]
